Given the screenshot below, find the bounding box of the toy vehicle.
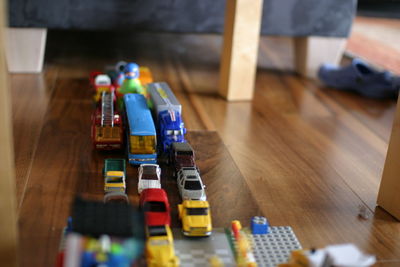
[104,191,129,204]
[103,159,126,193]
[148,82,186,153]
[176,167,206,201]
[145,225,179,267]
[170,142,197,175]
[90,73,114,103]
[91,91,124,150]
[124,94,157,165]
[178,200,212,237]
[140,188,171,226]
[138,164,162,194]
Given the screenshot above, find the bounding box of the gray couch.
[9,0,356,37]
[7,0,357,100]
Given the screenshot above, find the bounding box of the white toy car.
[138,164,161,194]
[176,167,206,201]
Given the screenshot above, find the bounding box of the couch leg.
[219,0,264,101]
[377,96,400,221]
[294,37,347,79]
[5,28,47,73]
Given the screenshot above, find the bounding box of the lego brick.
[251,216,270,235]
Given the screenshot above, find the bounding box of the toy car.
[176,167,206,201]
[103,159,126,193]
[140,188,171,226]
[138,164,162,194]
[178,200,212,237]
[145,225,179,267]
[170,142,197,175]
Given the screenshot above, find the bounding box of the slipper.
[318,59,399,99]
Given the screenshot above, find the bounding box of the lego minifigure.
[118,63,144,95]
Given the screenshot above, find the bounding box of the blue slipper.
[318,59,399,99]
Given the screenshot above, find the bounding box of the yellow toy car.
[146,225,179,267]
[178,200,212,237]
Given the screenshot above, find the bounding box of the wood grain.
[11,31,400,266]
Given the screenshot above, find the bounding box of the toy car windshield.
[142,173,158,180]
[187,207,209,216]
[176,150,193,156]
[184,180,202,190]
[107,177,123,183]
[144,201,167,212]
[148,225,168,237]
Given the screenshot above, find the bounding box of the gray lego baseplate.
[172,226,302,267]
[248,226,302,267]
[173,228,235,267]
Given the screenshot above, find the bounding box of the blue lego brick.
[251,216,270,235]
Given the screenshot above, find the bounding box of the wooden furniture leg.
[294,37,347,79]
[219,0,264,101]
[5,27,47,73]
[0,1,19,266]
[377,97,400,220]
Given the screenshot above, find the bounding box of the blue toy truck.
[148,82,186,153]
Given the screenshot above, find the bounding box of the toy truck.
[103,159,126,193]
[170,142,197,175]
[148,82,186,153]
[91,91,124,150]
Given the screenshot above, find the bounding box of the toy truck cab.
[158,110,186,153]
[170,142,196,174]
[178,200,212,237]
[103,159,126,193]
[91,74,114,103]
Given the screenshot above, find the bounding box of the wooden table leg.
[0,0,19,265]
[377,97,400,220]
[219,0,263,101]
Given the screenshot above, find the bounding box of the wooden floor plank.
[163,33,400,260]
[10,67,58,207]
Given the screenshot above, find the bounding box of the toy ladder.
[101,91,114,127]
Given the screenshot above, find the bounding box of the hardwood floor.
[10,31,400,266]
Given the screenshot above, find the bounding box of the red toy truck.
[91,91,123,150]
[139,188,171,226]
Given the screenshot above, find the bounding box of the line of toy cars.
[91,62,213,267]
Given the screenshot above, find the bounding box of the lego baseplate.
[242,226,302,267]
[173,228,236,267]
[172,226,302,267]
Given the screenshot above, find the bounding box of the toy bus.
[124,94,157,165]
[91,91,123,150]
[148,82,186,153]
